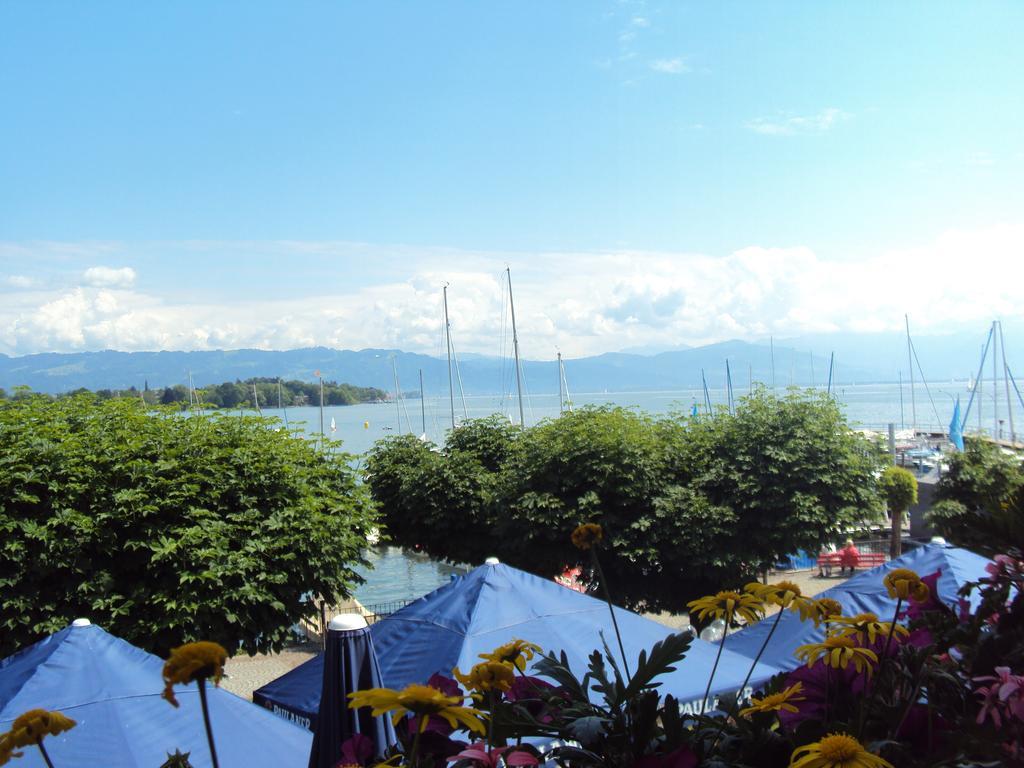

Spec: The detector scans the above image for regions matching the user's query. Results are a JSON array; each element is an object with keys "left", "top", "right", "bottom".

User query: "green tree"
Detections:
[
  {"left": 928, "top": 439, "right": 1024, "bottom": 554},
  {"left": 0, "top": 393, "right": 378, "bottom": 657},
  {"left": 878, "top": 465, "right": 918, "bottom": 557},
  {"left": 366, "top": 390, "right": 884, "bottom": 614}
]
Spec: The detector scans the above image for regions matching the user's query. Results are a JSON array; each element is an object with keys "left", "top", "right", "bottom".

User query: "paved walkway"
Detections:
[{"left": 222, "top": 642, "right": 319, "bottom": 700}]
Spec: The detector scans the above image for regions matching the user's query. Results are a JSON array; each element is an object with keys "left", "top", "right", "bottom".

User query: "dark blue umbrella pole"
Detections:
[{"left": 308, "top": 614, "right": 397, "bottom": 768}]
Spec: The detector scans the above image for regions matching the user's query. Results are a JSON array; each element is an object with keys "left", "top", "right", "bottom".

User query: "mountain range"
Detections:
[{"left": 1, "top": 327, "right": 1012, "bottom": 396}]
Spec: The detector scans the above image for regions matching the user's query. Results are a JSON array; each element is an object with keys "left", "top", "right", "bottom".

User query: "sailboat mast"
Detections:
[
  {"left": 506, "top": 267, "right": 525, "bottom": 428},
  {"left": 906, "top": 315, "right": 917, "bottom": 436},
  {"left": 444, "top": 285, "right": 455, "bottom": 430},
  {"left": 557, "top": 351, "right": 564, "bottom": 414},
  {"left": 827, "top": 352, "right": 835, "bottom": 395},
  {"left": 419, "top": 368, "right": 426, "bottom": 435},
  {"left": 187, "top": 371, "right": 194, "bottom": 408},
  {"left": 392, "top": 357, "right": 403, "bottom": 433},
  {"left": 726, "top": 359, "right": 734, "bottom": 414},
  {"left": 999, "top": 321, "right": 1015, "bottom": 443},
  {"left": 993, "top": 320, "right": 999, "bottom": 438},
  {"left": 898, "top": 370, "right": 905, "bottom": 430},
  {"left": 253, "top": 382, "right": 262, "bottom": 415}
]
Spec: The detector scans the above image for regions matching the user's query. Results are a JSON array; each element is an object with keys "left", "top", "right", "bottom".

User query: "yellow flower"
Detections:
[
  {"left": 882, "top": 568, "right": 930, "bottom": 602},
  {"left": 740, "top": 682, "right": 805, "bottom": 717},
  {"left": 161, "top": 641, "right": 228, "bottom": 707},
  {"left": 688, "top": 591, "right": 764, "bottom": 625},
  {"left": 349, "top": 684, "right": 486, "bottom": 734},
  {"left": 794, "top": 635, "right": 879, "bottom": 677},
  {"left": 832, "top": 613, "right": 909, "bottom": 645},
  {"left": 9, "top": 709, "right": 77, "bottom": 745},
  {"left": 789, "top": 732, "right": 894, "bottom": 768},
  {"left": 454, "top": 660, "right": 516, "bottom": 693},
  {"left": 0, "top": 708, "right": 77, "bottom": 765},
  {"left": 746, "top": 581, "right": 818, "bottom": 622},
  {"left": 478, "top": 639, "right": 542, "bottom": 672},
  {"left": 815, "top": 598, "right": 843, "bottom": 623},
  {"left": 571, "top": 523, "right": 603, "bottom": 550}
]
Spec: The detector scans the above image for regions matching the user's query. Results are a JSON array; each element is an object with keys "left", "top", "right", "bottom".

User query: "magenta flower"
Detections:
[{"left": 336, "top": 733, "right": 373, "bottom": 767}]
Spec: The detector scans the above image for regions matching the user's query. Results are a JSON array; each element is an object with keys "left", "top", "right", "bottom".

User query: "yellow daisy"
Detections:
[
  {"left": 832, "top": 613, "right": 909, "bottom": 645},
  {"left": 740, "top": 682, "right": 805, "bottom": 717},
  {"left": 794, "top": 635, "right": 878, "bottom": 677},
  {"left": 349, "top": 684, "right": 486, "bottom": 734},
  {"left": 815, "top": 598, "right": 843, "bottom": 623},
  {"left": 1, "top": 708, "right": 76, "bottom": 752},
  {"left": 478, "top": 639, "right": 543, "bottom": 672},
  {"left": 790, "top": 732, "right": 894, "bottom": 768},
  {"left": 571, "top": 523, "right": 603, "bottom": 550},
  {"left": 454, "top": 660, "right": 515, "bottom": 693},
  {"left": 688, "top": 591, "right": 765, "bottom": 625},
  {"left": 746, "top": 581, "right": 818, "bottom": 621},
  {"left": 161, "top": 641, "right": 228, "bottom": 707},
  {"left": 882, "top": 568, "right": 930, "bottom": 603}
]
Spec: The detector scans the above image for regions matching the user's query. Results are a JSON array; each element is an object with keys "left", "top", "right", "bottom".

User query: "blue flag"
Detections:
[
  {"left": 692, "top": 403, "right": 699, "bottom": 418},
  {"left": 949, "top": 396, "right": 964, "bottom": 451}
]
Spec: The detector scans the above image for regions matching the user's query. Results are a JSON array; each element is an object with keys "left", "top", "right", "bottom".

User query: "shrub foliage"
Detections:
[
  {"left": 0, "top": 394, "right": 377, "bottom": 657},
  {"left": 366, "top": 388, "right": 884, "bottom": 612}
]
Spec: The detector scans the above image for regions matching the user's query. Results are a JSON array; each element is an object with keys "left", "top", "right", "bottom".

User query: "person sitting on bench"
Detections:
[{"left": 839, "top": 539, "right": 861, "bottom": 575}]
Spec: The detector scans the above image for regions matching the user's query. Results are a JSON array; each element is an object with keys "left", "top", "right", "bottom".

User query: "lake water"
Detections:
[{"left": 259, "top": 379, "right": 1005, "bottom": 459}]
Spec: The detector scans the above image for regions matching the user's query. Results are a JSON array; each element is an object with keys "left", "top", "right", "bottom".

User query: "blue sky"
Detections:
[{"left": 1, "top": 2, "right": 1023, "bottom": 357}]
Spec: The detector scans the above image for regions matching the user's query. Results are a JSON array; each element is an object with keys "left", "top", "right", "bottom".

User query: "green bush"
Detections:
[
  {"left": 366, "top": 389, "right": 884, "bottom": 612},
  {"left": 0, "top": 394, "right": 378, "bottom": 657}
]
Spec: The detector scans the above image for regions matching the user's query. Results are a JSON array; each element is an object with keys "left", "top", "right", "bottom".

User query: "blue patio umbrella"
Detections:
[
  {"left": 308, "top": 614, "right": 397, "bottom": 768},
  {"left": 725, "top": 543, "right": 991, "bottom": 673},
  {"left": 256, "top": 559, "right": 781, "bottom": 721},
  {"left": 0, "top": 619, "right": 312, "bottom": 767}
]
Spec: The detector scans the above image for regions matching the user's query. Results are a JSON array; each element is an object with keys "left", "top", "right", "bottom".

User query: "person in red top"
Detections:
[{"left": 839, "top": 538, "right": 861, "bottom": 575}]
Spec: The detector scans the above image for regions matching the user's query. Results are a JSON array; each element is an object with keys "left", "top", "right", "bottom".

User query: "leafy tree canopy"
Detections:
[
  {"left": 365, "top": 389, "right": 884, "bottom": 613},
  {"left": 0, "top": 394, "right": 378, "bottom": 657},
  {"left": 929, "top": 438, "right": 1024, "bottom": 554},
  {"left": 879, "top": 465, "right": 918, "bottom": 512}
]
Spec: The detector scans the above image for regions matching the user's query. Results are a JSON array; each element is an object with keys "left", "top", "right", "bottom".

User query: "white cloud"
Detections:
[
  {"left": 4, "top": 275, "right": 36, "bottom": 289},
  {"left": 650, "top": 57, "right": 689, "bottom": 74},
  {"left": 1, "top": 225, "right": 1023, "bottom": 358},
  {"left": 630, "top": 16, "right": 650, "bottom": 28},
  {"left": 747, "top": 108, "right": 850, "bottom": 136},
  {"left": 82, "top": 266, "right": 136, "bottom": 288}
]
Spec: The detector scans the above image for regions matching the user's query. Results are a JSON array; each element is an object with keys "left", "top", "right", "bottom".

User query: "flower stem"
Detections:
[
  {"left": 591, "top": 548, "right": 632, "bottom": 680},
  {"left": 487, "top": 691, "right": 495, "bottom": 750},
  {"left": 735, "top": 608, "right": 783, "bottom": 706},
  {"left": 880, "top": 597, "right": 903, "bottom": 664},
  {"left": 699, "top": 610, "right": 729, "bottom": 717},
  {"left": 709, "top": 607, "right": 783, "bottom": 752},
  {"left": 197, "top": 677, "right": 220, "bottom": 768},
  {"left": 408, "top": 726, "right": 422, "bottom": 766},
  {"left": 36, "top": 741, "right": 55, "bottom": 768}
]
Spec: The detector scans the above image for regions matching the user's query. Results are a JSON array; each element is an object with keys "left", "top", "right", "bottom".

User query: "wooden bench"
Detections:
[{"left": 817, "top": 551, "right": 887, "bottom": 577}]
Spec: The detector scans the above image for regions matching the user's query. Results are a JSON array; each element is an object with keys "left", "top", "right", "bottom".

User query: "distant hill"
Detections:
[{"left": 0, "top": 341, "right": 892, "bottom": 396}]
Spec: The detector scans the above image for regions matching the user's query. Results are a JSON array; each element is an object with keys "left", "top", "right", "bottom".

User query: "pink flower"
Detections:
[
  {"left": 974, "top": 667, "right": 1024, "bottom": 727},
  {"left": 447, "top": 743, "right": 539, "bottom": 767}
]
